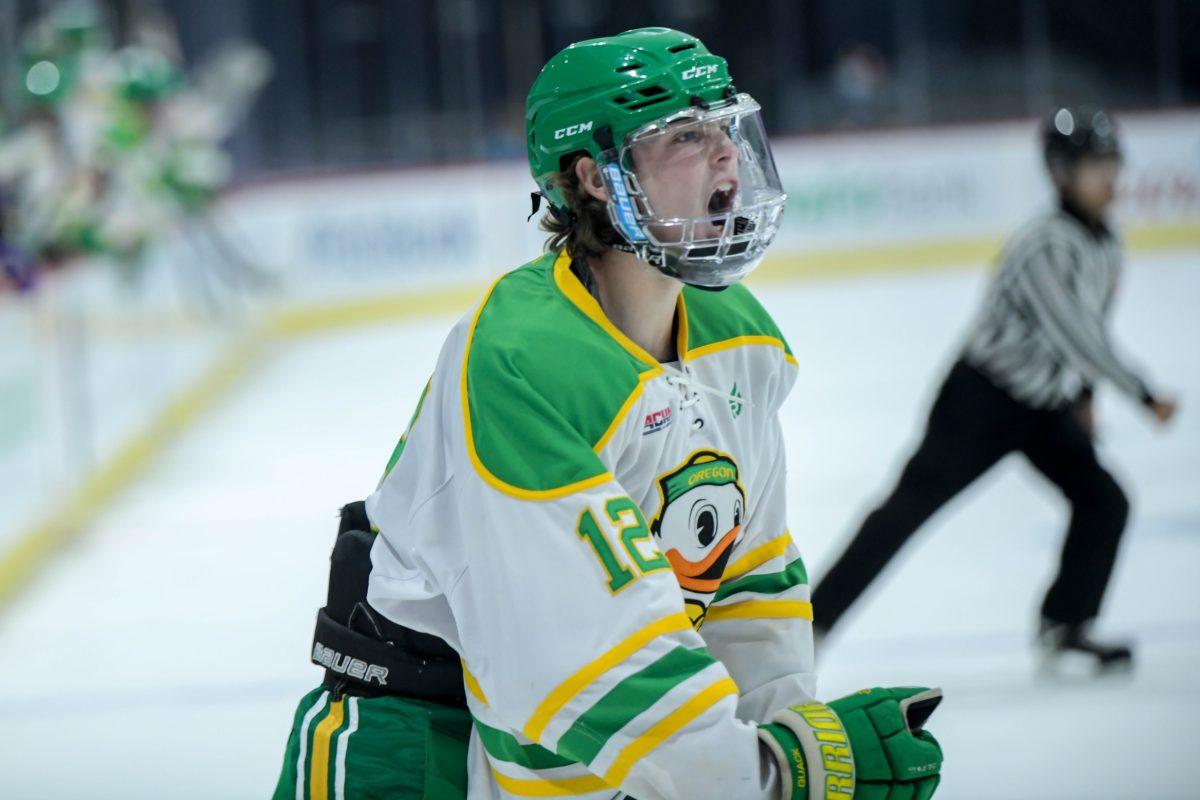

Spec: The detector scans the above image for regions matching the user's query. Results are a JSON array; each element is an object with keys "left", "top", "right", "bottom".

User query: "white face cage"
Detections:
[{"left": 599, "top": 93, "right": 787, "bottom": 288}]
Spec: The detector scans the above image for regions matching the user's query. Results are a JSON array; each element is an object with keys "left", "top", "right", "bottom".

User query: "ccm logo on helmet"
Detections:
[
  {"left": 554, "top": 121, "right": 593, "bottom": 139},
  {"left": 681, "top": 64, "right": 718, "bottom": 80}
]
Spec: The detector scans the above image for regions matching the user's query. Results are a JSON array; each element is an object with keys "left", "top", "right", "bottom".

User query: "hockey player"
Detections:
[
  {"left": 811, "top": 107, "right": 1178, "bottom": 671},
  {"left": 273, "top": 28, "right": 943, "bottom": 799}
]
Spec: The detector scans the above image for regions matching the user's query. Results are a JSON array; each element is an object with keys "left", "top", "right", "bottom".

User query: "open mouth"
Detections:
[{"left": 707, "top": 180, "right": 738, "bottom": 220}]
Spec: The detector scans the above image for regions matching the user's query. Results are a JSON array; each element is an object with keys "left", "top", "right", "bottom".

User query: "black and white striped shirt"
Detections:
[{"left": 962, "top": 203, "right": 1153, "bottom": 410}]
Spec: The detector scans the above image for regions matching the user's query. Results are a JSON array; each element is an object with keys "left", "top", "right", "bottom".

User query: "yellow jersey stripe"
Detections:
[
  {"left": 705, "top": 600, "right": 814, "bottom": 623},
  {"left": 675, "top": 291, "right": 690, "bottom": 361},
  {"left": 722, "top": 533, "right": 792, "bottom": 581},
  {"left": 603, "top": 677, "right": 739, "bottom": 786},
  {"left": 523, "top": 612, "right": 693, "bottom": 742},
  {"left": 309, "top": 697, "right": 345, "bottom": 800},
  {"left": 686, "top": 335, "right": 798, "bottom": 366},
  {"left": 463, "top": 660, "right": 489, "bottom": 706},
  {"left": 491, "top": 769, "right": 612, "bottom": 797},
  {"left": 294, "top": 691, "right": 329, "bottom": 799},
  {"left": 552, "top": 250, "right": 661, "bottom": 370}
]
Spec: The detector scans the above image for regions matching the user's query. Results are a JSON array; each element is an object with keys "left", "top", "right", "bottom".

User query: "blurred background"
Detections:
[
  {"left": 0, "top": 1, "right": 1197, "bottom": 798},
  {"left": 4, "top": 0, "right": 1198, "bottom": 172}
]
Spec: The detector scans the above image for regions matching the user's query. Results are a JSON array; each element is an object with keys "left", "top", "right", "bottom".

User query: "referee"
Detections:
[{"left": 812, "top": 107, "right": 1178, "bottom": 669}]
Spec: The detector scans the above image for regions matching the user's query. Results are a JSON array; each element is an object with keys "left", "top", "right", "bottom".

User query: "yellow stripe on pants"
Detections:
[{"left": 309, "top": 698, "right": 345, "bottom": 800}]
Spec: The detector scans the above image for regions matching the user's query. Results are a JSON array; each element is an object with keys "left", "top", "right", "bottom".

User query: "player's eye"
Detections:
[
  {"left": 733, "top": 498, "right": 742, "bottom": 528},
  {"left": 693, "top": 503, "right": 717, "bottom": 547}
]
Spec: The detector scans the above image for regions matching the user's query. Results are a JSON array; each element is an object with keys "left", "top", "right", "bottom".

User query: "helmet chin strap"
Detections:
[
  {"left": 582, "top": 236, "right": 729, "bottom": 293},
  {"left": 587, "top": 125, "right": 681, "bottom": 278},
  {"left": 526, "top": 191, "right": 543, "bottom": 222},
  {"left": 528, "top": 190, "right": 577, "bottom": 225}
]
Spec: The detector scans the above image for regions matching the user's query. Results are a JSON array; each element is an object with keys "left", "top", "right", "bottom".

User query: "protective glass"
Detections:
[{"left": 600, "top": 94, "right": 787, "bottom": 287}]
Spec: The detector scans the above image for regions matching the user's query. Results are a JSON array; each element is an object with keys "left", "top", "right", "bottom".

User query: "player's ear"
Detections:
[{"left": 575, "top": 157, "right": 609, "bottom": 203}]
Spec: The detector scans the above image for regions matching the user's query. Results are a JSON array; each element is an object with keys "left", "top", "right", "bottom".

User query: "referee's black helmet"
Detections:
[{"left": 1042, "top": 106, "right": 1121, "bottom": 175}]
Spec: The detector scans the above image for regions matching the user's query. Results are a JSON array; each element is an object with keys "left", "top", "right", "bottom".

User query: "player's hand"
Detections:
[
  {"left": 1150, "top": 397, "right": 1177, "bottom": 425},
  {"left": 759, "top": 687, "right": 943, "bottom": 799}
]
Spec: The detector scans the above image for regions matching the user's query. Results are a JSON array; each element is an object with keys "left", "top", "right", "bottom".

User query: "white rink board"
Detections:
[
  {"left": 0, "top": 261, "right": 245, "bottom": 546},
  {"left": 0, "top": 249, "right": 1196, "bottom": 799}
]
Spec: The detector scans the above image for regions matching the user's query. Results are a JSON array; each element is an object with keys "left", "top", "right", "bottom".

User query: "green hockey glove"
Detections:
[{"left": 758, "top": 687, "right": 943, "bottom": 800}]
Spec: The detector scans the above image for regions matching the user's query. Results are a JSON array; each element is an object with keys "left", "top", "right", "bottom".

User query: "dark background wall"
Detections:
[{"left": 4, "top": 0, "right": 1198, "bottom": 177}]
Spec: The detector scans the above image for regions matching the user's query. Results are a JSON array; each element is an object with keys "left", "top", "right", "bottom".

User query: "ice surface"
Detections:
[{"left": 1, "top": 251, "right": 1196, "bottom": 798}]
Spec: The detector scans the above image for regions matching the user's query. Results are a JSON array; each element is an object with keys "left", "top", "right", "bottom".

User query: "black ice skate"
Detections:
[{"left": 1038, "top": 620, "right": 1133, "bottom": 674}]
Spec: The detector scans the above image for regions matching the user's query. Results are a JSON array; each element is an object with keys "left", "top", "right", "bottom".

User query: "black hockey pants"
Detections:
[{"left": 812, "top": 360, "right": 1129, "bottom": 632}]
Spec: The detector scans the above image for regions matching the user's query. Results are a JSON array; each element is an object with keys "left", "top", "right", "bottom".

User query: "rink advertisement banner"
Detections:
[
  {"left": 215, "top": 109, "right": 1199, "bottom": 301},
  {"left": 767, "top": 110, "right": 1200, "bottom": 251},
  {"left": 220, "top": 162, "right": 545, "bottom": 303}
]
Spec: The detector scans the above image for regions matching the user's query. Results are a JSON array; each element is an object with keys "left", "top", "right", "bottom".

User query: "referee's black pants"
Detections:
[{"left": 812, "top": 360, "right": 1129, "bottom": 632}]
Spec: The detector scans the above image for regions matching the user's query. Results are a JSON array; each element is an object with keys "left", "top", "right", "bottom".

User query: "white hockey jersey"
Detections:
[{"left": 366, "top": 249, "right": 815, "bottom": 799}]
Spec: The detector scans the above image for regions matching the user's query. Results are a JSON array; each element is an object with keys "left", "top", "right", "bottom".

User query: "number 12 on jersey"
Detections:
[{"left": 576, "top": 497, "right": 671, "bottom": 593}]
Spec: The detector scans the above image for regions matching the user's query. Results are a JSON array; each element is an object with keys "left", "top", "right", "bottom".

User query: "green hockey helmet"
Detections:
[
  {"left": 527, "top": 28, "right": 733, "bottom": 209},
  {"left": 526, "top": 28, "right": 787, "bottom": 288}
]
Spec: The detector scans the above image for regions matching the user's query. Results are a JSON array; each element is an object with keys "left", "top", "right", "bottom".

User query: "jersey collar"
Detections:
[
  {"left": 551, "top": 249, "right": 689, "bottom": 369},
  {"left": 1059, "top": 194, "right": 1113, "bottom": 240}
]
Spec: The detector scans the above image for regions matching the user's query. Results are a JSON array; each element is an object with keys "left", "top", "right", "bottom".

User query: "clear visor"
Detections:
[{"left": 601, "top": 94, "right": 787, "bottom": 287}]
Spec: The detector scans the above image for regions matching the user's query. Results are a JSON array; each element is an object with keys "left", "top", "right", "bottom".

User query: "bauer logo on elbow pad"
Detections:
[{"left": 312, "top": 641, "right": 389, "bottom": 686}]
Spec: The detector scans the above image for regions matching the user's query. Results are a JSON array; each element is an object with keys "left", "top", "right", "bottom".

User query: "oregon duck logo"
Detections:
[{"left": 650, "top": 450, "right": 746, "bottom": 627}]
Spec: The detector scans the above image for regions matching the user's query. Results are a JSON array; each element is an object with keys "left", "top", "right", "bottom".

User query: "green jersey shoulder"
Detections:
[{"left": 461, "top": 251, "right": 795, "bottom": 496}]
